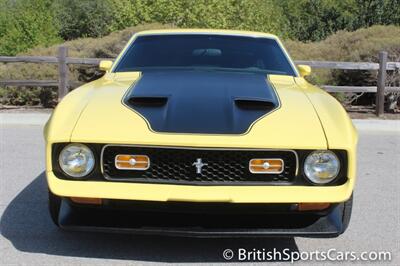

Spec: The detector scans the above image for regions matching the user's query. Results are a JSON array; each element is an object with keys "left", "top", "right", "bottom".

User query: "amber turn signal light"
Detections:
[
  {"left": 115, "top": 154, "right": 150, "bottom": 170},
  {"left": 249, "top": 158, "right": 284, "bottom": 174},
  {"left": 298, "top": 203, "right": 330, "bottom": 211},
  {"left": 70, "top": 197, "right": 102, "bottom": 205}
]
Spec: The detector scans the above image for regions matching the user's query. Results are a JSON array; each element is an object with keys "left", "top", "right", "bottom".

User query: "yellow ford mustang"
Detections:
[{"left": 44, "top": 29, "right": 357, "bottom": 237}]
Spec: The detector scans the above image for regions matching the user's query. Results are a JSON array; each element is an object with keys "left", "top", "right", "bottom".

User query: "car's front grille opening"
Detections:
[{"left": 102, "top": 146, "right": 297, "bottom": 185}]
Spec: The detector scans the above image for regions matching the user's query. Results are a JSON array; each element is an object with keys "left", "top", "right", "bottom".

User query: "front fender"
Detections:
[{"left": 295, "top": 77, "right": 358, "bottom": 184}]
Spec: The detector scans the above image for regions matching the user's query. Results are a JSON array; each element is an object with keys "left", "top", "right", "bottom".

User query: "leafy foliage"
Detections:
[
  {"left": 0, "top": 0, "right": 60, "bottom": 55},
  {"left": 53, "top": 0, "right": 115, "bottom": 40},
  {"left": 352, "top": 0, "right": 400, "bottom": 29},
  {"left": 275, "top": 0, "right": 400, "bottom": 41},
  {"left": 143, "top": 0, "right": 287, "bottom": 36},
  {"left": 0, "top": 87, "right": 57, "bottom": 107},
  {"left": 286, "top": 25, "right": 400, "bottom": 84}
]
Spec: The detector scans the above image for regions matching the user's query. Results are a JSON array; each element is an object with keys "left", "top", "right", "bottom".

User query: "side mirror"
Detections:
[
  {"left": 99, "top": 60, "right": 113, "bottom": 71},
  {"left": 297, "top": 65, "right": 312, "bottom": 77}
]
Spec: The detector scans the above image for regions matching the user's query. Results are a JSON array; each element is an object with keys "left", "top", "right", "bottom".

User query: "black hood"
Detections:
[{"left": 124, "top": 70, "right": 279, "bottom": 134}]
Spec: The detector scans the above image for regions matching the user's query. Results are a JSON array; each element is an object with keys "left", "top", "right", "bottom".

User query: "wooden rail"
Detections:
[
  {"left": 0, "top": 80, "right": 59, "bottom": 87},
  {"left": 0, "top": 55, "right": 109, "bottom": 65},
  {"left": 0, "top": 47, "right": 399, "bottom": 116},
  {"left": 322, "top": 85, "right": 400, "bottom": 93},
  {"left": 295, "top": 60, "right": 400, "bottom": 71}
]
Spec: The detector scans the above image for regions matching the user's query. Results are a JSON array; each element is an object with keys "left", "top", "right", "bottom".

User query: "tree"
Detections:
[
  {"left": 146, "top": 0, "right": 287, "bottom": 36},
  {"left": 53, "top": 0, "right": 115, "bottom": 40},
  {"left": 275, "top": 0, "right": 400, "bottom": 41},
  {"left": 0, "top": 0, "right": 60, "bottom": 55},
  {"left": 353, "top": 0, "right": 400, "bottom": 28},
  {"left": 275, "top": 0, "right": 357, "bottom": 41}
]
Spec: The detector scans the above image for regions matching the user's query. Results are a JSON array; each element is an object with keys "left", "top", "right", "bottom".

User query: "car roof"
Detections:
[{"left": 135, "top": 29, "right": 279, "bottom": 39}]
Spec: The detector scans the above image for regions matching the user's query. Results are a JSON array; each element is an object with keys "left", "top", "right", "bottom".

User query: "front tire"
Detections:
[{"left": 48, "top": 190, "right": 61, "bottom": 227}]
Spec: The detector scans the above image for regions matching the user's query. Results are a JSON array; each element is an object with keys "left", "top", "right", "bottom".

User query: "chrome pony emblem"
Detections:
[{"left": 192, "top": 158, "right": 208, "bottom": 174}]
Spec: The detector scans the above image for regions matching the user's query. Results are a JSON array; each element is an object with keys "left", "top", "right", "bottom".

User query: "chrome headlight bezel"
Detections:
[
  {"left": 58, "top": 143, "right": 95, "bottom": 178},
  {"left": 303, "top": 150, "right": 341, "bottom": 184}
]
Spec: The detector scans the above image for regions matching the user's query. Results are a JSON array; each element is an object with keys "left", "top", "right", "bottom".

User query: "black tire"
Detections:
[
  {"left": 341, "top": 194, "right": 353, "bottom": 233},
  {"left": 48, "top": 190, "right": 61, "bottom": 227}
]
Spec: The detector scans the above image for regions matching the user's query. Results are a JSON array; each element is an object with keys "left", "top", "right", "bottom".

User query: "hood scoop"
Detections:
[
  {"left": 128, "top": 96, "right": 168, "bottom": 107},
  {"left": 234, "top": 97, "right": 276, "bottom": 110},
  {"left": 124, "top": 70, "right": 279, "bottom": 134}
]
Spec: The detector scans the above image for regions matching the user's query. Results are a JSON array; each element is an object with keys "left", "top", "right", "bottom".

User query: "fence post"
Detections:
[
  {"left": 57, "top": 46, "right": 68, "bottom": 100},
  {"left": 376, "top": 51, "right": 387, "bottom": 116}
]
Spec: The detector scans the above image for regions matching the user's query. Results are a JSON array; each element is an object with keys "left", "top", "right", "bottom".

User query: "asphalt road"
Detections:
[{"left": 0, "top": 122, "right": 399, "bottom": 265}]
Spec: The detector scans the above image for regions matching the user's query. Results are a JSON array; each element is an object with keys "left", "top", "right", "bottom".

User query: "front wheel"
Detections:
[{"left": 48, "top": 190, "right": 61, "bottom": 227}]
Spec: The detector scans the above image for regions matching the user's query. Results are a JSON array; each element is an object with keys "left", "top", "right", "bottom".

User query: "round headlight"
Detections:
[
  {"left": 304, "top": 150, "right": 340, "bottom": 184},
  {"left": 58, "top": 144, "right": 95, "bottom": 178}
]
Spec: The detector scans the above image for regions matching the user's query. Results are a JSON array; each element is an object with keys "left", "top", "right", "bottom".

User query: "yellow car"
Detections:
[{"left": 44, "top": 29, "right": 357, "bottom": 237}]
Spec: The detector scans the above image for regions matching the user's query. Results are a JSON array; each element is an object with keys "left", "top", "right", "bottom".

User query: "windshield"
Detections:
[{"left": 114, "top": 34, "right": 296, "bottom": 76}]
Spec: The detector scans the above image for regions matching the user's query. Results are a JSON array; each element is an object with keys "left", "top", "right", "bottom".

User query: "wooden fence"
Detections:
[{"left": 1, "top": 46, "right": 399, "bottom": 116}]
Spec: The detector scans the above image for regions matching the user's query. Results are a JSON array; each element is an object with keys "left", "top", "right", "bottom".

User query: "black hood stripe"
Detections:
[{"left": 124, "top": 70, "right": 279, "bottom": 134}]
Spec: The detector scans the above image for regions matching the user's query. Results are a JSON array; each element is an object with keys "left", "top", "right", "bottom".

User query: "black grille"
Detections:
[{"left": 102, "top": 146, "right": 297, "bottom": 185}]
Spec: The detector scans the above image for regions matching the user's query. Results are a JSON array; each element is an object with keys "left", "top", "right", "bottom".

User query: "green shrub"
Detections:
[
  {"left": 0, "top": 87, "right": 57, "bottom": 107},
  {"left": 0, "top": 0, "right": 60, "bottom": 56},
  {"left": 54, "top": 0, "right": 288, "bottom": 39},
  {"left": 53, "top": 0, "right": 115, "bottom": 40},
  {"left": 285, "top": 25, "right": 400, "bottom": 85},
  {"left": 144, "top": 0, "right": 288, "bottom": 37},
  {"left": 274, "top": 0, "right": 400, "bottom": 42}
]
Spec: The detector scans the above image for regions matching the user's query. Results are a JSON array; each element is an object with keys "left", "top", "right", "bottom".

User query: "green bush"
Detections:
[
  {"left": 53, "top": 0, "right": 115, "bottom": 40},
  {"left": 0, "top": 0, "right": 60, "bottom": 56},
  {"left": 144, "top": 0, "right": 287, "bottom": 37},
  {"left": 0, "top": 87, "right": 57, "bottom": 107},
  {"left": 55, "top": 0, "right": 289, "bottom": 38},
  {"left": 275, "top": 0, "right": 356, "bottom": 42},
  {"left": 286, "top": 25, "right": 400, "bottom": 85},
  {"left": 274, "top": 0, "right": 400, "bottom": 42}
]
